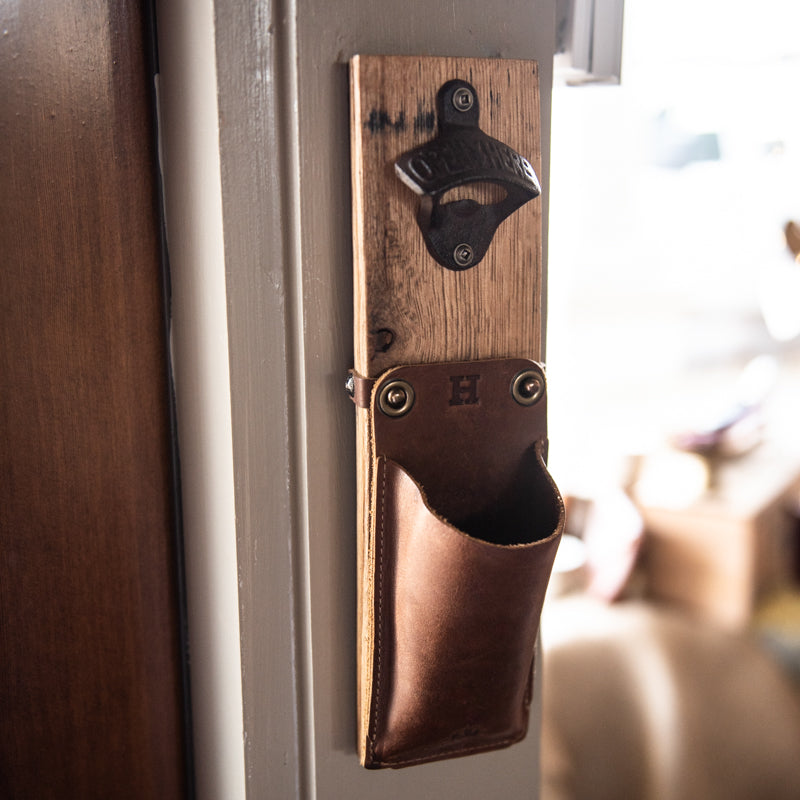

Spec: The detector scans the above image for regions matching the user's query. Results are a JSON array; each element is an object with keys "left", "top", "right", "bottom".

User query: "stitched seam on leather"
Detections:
[
  {"left": 373, "top": 734, "right": 523, "bottom": 768},
  {"left": 361, "top": 388, "right": 379, "bottom": 761},
  {"left": 368, "top": 457, "right": 387, "bottom": 762}
]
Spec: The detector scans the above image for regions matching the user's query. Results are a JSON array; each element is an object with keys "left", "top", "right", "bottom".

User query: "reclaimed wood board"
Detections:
[
  {"left": 350, "top": 54, "right": 543, "bottom": 379},
  {"left": 350, "top": 54, "right": 544, "bottom": 759}
]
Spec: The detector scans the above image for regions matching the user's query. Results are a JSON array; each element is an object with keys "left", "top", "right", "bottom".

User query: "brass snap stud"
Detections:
[
  {"left": 511, "top": 369, "right": 544, "bottom": 406},
  {"left": 378, "top": 379, "right": 415, "bottom": 417}
]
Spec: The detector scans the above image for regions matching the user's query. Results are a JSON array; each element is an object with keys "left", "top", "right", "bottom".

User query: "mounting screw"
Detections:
[
  {"left": 453, "top": 243, "right": 474, "bottom": 267},
  {"left": 452, "top": 86, "right": 474, "bottom": 112},
  {"left": 511, "top": 369, "right": 545, "bottom": 406},
  {"left": 378, "top": 379, "right": 415, "bottom": 417}
]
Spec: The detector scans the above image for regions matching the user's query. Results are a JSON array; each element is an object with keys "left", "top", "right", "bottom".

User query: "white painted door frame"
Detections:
[{"left": 156, "top": 1, "right": 557, "bottom": 797}]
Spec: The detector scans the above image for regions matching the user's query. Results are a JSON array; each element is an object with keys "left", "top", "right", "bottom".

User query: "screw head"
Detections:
[
  {"left": 453, "top": 243, "right": 474, "bottom": 268},
  {"left": 452, "top": 86, "right": 474, "bottom": 112},
  {"left": 378, "top": 379, "right": 415, "bottom": 417},
  {"left": 511, "top": 369, "right": 545, "bottom": 406}
]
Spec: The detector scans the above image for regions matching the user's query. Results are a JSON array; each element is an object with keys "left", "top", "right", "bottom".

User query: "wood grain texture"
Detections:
[
  {"left": 351, "top": 55, "right": 543, "bottom": 379},
  {"left": 0, "top": 1, "right": 187, "bottom": 797}
]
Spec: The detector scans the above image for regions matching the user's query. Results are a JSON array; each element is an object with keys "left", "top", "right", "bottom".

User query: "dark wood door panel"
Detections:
[{"left": 0, "top": 1, "right": 187, "bottom": 797}]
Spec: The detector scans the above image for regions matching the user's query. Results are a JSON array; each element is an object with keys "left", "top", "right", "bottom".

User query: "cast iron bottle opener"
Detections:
[{"left": 394, "top": 79, "right": 541, "bottom": 270}]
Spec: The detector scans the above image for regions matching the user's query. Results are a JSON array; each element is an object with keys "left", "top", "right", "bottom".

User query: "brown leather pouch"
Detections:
[{"left": 356, "top": 357, "right": 564, "bottom": 768}]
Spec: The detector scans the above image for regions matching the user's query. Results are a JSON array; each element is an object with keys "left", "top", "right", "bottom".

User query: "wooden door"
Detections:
[{"left": 0, "top": 2, "right": 188, "bottom": 797}]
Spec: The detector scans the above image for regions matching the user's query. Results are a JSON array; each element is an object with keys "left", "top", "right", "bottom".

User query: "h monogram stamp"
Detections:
[{"left": 449, "top": 374, "right": 481, "bottom": 406}]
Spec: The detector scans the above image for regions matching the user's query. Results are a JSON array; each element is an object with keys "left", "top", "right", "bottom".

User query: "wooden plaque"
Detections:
[
  {"left": 349, "top": 54, "right": 547, "bottom": 765},
  {"left": 350, "top": 54, "right": 543, "bottom": 377}
]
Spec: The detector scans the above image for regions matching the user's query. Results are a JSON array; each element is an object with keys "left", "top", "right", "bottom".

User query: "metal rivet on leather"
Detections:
[
  {"left": 511, "top": 369, "right": 545, "bottom": 406},
  {"left": 378, "top": 379, "right": 415, "bottom": 417}
]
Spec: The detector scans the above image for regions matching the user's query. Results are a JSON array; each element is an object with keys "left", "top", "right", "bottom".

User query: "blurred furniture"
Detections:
[
  {"left": 541, "top": 597, "right": 800, "bottom": 800},
  {"left": 638, "top": 440, "right": 800, "bottom": 628}
]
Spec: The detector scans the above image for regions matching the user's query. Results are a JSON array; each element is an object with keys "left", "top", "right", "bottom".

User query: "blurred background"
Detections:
[{"left": 541, "top": 0, "right": 800, "bottom": 797}]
